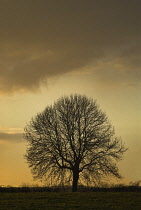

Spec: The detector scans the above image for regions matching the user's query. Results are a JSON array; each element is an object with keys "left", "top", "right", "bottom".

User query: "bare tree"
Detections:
[{"left": 24, "top": 94, "right": 127, "bottom": 192}]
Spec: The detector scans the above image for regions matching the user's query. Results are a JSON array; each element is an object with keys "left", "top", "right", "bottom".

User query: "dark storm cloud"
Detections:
[
  {"left": 0, "top": 132, "right": 23, "bottom": 143},
  {"left": 0, "top": 0, "right": 141, "bottom": 93}
]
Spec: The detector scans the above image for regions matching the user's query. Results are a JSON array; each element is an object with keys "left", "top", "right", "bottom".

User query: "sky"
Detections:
[{"left": 0, "top": 0, "right": 141, "bottom": 186}]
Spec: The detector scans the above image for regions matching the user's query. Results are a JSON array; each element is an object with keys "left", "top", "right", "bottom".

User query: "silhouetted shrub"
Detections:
[{"left": 0, "top": 183, "right": 141, "bottom": 193}]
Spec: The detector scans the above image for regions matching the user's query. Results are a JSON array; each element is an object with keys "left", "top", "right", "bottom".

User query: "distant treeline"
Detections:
[{"left": 0, "top": 184, "right": 141, "bottom": 193}]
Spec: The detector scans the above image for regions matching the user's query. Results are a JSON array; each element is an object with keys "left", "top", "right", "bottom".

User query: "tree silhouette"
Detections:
[{"left": 24, "top": 94, "right": 127, "bottom": 192}]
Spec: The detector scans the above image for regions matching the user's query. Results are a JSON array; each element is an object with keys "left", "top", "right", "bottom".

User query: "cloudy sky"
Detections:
[{"left": 0, "top": 0, "right": 141, "bottom": 186}]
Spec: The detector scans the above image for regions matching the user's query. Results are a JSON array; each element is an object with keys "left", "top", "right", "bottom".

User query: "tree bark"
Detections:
[{"left": 72, "top": 170, "right": 79, "bottom": 192}]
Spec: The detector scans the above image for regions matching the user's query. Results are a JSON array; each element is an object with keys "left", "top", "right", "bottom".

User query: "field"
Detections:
[{"left": 0, "top": 192, "right": 141, "bottom": 209}]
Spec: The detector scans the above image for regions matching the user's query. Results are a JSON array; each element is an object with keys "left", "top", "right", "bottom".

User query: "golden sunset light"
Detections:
[{"left": 0, "top": 0, "right": 141, "bottom": 188}]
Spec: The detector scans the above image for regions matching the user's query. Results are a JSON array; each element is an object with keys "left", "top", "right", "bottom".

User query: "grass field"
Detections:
[{"left": 0, "top": 192, "right": 141, "bottom": 209}]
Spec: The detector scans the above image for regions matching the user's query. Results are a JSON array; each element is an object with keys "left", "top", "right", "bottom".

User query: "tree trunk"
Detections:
[{"left": 72, "top": 170, "right": 79, "bottom": 192}]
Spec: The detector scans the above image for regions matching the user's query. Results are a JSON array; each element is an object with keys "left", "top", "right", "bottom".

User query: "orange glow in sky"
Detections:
[{"left": 0, "top": 0, "right": 141, "bottom": 186}]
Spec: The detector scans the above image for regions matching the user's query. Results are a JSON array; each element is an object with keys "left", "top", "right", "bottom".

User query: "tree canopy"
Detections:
[{"left": 24, "top": 94, "right": 127, "bottom": 191}]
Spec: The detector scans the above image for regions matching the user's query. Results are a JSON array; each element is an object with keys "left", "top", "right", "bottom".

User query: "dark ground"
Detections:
[{"left": 0, "top": 191, "right": 141, "bottom": 209}]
